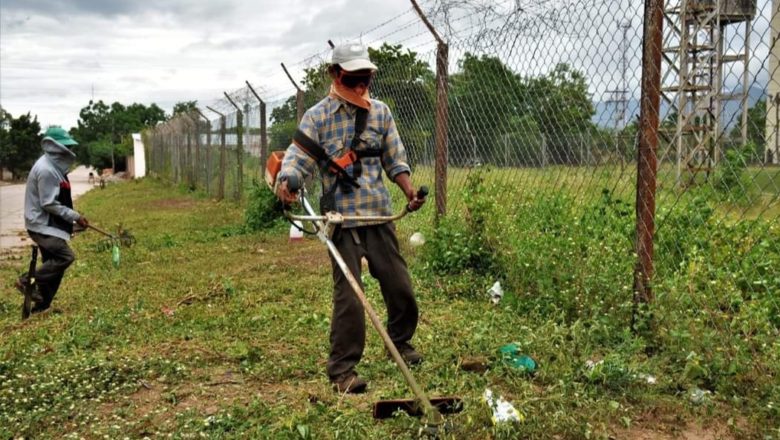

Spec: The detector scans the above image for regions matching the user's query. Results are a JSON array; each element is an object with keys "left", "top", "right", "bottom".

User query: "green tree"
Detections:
[
  {"left": 447, "top": 57, "right": 594, "bottom": 166},
  {"left": 172, "top": 101, "right": 199, "bottom": 117},
  {"left": 0, "top": 112, "right": 42, "bottom": 179},
  {"left": 730, "top": 98, "right": 766, "bottom": 160},
  {"left": 449, "top": 53, "right": 531, "bottom": 165},
  {"left": 369, "top": 43, "right": 435, "bottom": 162},
  {"left": 71, "top": 100, "right": 166, "bottom": 170},
  {"left": 269, "top": 63, "right": 330, "bottom": 151},
  {"left": 524, "top": 63, "right": 595, "bottom": 164}
]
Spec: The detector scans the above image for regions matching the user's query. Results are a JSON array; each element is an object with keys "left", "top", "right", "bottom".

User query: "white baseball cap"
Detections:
[{"left": 331, "top": 43, "right": 378, "bottom": 72}]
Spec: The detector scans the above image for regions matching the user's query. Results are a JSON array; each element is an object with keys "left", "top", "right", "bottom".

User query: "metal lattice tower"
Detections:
[{"left": 661, "top": 0, "right": 756, "bottom": 186}]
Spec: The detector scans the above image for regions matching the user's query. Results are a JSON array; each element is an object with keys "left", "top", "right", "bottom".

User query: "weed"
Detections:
[
  {"left": 714, "top": 145, "right": 751, "bottom": 202},
  {"left": 1, "top": 176, "right": 778, "bottom": 439},
  {"left": 423, "top": 168, "right": 500, "bottom": 277},
  {"left": 245, "top": 179, "right": 284, "bottom": 232}
]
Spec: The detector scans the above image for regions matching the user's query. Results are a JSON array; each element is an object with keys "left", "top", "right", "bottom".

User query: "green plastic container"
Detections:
[{"left": 499, "top": 343, "right": 537, "bottom": 374}]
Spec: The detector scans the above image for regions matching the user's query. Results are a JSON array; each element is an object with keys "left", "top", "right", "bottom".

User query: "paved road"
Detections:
[{"left": 0, "top": 166, "right": 95, "bottom": 250}]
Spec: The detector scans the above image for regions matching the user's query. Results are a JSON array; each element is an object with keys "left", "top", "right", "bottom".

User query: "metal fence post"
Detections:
[
  {"left": 633, "top": 0, "right": 663, "bottom": 332},
  {"left": 434, "top": 42, "right": 449, "bottom": 217},
  {"left": 281, "top": 63, "right": 305, "bottom": 123},
  {"left": 191, "top": 113, "right": 200, "bottom": 189},
  {"left": 207, "top": 106, "right": 227, "bottom": 201},
  {"left": 412, "top": 0, "right": 448, "bottom": 217},
  {"left": 246, "top": 80, "right": 269, "bottom": 174},
  {"left": 224, "top": 92, "right": 244, "bottom": 201},
  {"left": 186, "top": 118, "right": 193, "bottom": 187},
  {"left": 173, "top": 126, "right": 180, "bottom": 183},
  {"left": 195, "top": 109, "right": 212, "bottom": 196},
  {"left": 181, "top": 121, "right": 187, "bottom": 185},
  {"left": 260, "top": 100, "right": 268, "bottom": 167}
]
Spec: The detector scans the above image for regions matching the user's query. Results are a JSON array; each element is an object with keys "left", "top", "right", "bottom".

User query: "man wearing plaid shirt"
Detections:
[{"left": 276, "top": 43, "right": 426, "bottom": 394}]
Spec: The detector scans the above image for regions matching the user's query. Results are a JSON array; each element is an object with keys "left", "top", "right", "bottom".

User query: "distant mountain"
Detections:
[{"left": 592, "top": 85, "right": 767, "bottom": 129}]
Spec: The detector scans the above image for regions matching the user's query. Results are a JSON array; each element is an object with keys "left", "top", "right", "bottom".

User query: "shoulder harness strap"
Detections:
[{"left": 293, "top": 130, "right": 360, "bottom": 188}]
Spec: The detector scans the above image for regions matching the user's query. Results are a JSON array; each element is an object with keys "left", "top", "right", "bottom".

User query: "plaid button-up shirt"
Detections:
[{"left": 280, "top": 95, "right": 411, "bottom": 227}]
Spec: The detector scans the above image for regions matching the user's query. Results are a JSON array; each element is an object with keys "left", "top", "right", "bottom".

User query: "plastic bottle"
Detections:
[{"left": 111, "top": 243, "right": 120, "bottom": 267}]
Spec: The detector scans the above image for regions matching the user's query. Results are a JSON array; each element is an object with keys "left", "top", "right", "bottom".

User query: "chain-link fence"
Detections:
[
  {"left": 146, "top": 1, "right": 778, "bottom": 332},
  {"left": 141, "top": 0, "right": 780, "bottom": 430}
]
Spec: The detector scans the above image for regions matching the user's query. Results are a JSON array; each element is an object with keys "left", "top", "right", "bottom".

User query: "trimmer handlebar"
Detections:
[
  {"left": 284, "top": 180, "right": 428, "bottom": 224},
  {"left": 408, "top": 186, "right": 428, "bottom": 212}
]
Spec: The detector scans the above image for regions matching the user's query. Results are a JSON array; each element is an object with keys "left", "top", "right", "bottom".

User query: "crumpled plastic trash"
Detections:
[
  {"left": 636, "top": 373, "right": 657, "bottom": 385},
  {"left": 587, "top": 359, "right": 657, "bottom": 385},
  {"left": 689, "top": 387, "right": 711, "bottom": 405},
  {"left": 499, "top": 343, "right": 537, "bottom": 374},
  {"left": 488, "top": 281, "right": 503, "bottom": 305},
  {"left": 409, "top": 232, "right": 425, "bottom": 247},
  {"left": 585, "top": 359, "right": 603, "bottom": 370},
  {"left": 483, "top": 388, "right": 523, "bottom": 423}
]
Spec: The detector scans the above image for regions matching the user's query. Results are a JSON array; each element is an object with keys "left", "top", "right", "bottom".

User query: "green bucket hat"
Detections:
[{"left": 44, "top": 126, "right": 79, "bottom": 146}]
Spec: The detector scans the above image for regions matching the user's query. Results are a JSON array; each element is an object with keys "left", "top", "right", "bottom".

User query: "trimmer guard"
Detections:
[{"left": 373, "top": 396, "right": 463, "bottom": 419}]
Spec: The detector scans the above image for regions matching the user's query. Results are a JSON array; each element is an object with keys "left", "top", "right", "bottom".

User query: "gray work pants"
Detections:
[{"left": 25, "top": 231, "right": 75, "bottom": 308}]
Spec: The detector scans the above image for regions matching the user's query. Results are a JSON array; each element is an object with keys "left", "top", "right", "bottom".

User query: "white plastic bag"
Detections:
[
  {"left": 483, "top": 388, "right": 523, "bottom": 423},
  {"left": 409, "top": 232, "right": 425, "bottom": 247},
  {"left": 488, "top": 281, "right": 504, "bottom": 305}
]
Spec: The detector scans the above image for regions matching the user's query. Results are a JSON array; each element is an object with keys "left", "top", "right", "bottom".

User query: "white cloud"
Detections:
[
  {"left": 1, "top": 0, "right": 775, "bottom": 131},
  {"left": 0, "top": 0, "right": 411, "bottom": 128}
]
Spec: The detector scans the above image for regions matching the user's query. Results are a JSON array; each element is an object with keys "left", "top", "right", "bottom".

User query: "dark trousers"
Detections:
[
  {"left": 25, "top": 231, "right": 75, "bottom": 308},
  {"left": 327, "top": 222, "right": 418, "bottom": 379}
]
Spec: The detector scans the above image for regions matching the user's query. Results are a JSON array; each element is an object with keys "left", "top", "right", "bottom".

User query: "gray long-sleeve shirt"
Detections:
[{"left": 24, "top": 138, "right": 82, "bottom": 241}]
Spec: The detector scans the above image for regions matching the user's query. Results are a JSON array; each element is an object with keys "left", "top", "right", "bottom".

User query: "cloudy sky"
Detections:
[
  {"left": 0, "top": 0, "right": 416, "bottom": 129},
  {"left": 1, "top": 0, "right": 776, "bottom": 131}
]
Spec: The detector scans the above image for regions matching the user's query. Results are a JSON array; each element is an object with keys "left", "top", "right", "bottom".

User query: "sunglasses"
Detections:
[{"left": 339, "top": 70, "right": 374, "bottom": 88}]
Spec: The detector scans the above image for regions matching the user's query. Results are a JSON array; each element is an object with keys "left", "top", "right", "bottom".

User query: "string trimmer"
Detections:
[
  {"left": 87, "top": 224, "right": 135, "bottom": 267},
  {"left": 270, "top": 165, "right": 462, "bottom": 436}
]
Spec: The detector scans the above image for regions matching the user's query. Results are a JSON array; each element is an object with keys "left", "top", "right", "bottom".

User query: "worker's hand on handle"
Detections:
[
  {"left": 406, "top": 186, "right": 428, "bottom": 212},
  {"left": 275, "top": 179, "right": 299, "bottom": 206},
  {"left": 395, "top": 173, "right": 426, "bottom": 212},
  {"left": 76, "top": 216, "right": 89, "bottom": 228}
]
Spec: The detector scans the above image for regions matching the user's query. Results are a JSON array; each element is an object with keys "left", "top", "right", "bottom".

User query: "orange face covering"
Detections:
[{"left": 329, "top": 82, "right": 371, "bottom": 110}]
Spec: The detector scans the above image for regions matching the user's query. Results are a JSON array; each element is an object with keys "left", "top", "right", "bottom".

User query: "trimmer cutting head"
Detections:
[{"left": 372, "top": 396, "right": 463, "bottom": 419}]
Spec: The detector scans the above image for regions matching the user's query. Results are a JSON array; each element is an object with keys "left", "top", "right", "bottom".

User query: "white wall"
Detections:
[{"left": 132, "top": 133, "right": 147, "bottom": 178}]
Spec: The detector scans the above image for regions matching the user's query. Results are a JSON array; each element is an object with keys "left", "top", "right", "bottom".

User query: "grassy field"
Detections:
[{"left": 1, "top": 177, "right": 777, "bottom": 439}]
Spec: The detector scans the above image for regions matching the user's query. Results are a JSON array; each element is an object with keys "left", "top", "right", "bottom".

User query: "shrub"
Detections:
[
  {"left": 655, "top": 195, "right": 714, "bottom": 274},
  {"left": 713, "top": 145, "right": 750, "bottom": 201},
  {"left": 244, "top": 180, "right": 283, "bottom": 231},
  {"left": 424, "top": 168, "right": 498, "bottom": 275},
  {"left": 504, "top": 189, "right": 635, "bottom": 326}
]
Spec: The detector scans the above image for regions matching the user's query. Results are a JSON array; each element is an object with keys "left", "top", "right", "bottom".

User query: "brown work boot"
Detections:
[
  {"left": 331, "top": 371, "right": 367, "bottom": 394},
  {"left": 391, "top": 344, "right": 423, "bottom": 366},
  {"left": 15, "top": 278, "right": 43, "bottom": 303}
]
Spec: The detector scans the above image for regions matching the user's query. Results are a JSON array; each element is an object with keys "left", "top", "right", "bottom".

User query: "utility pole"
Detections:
[
  {"left": 620, "top": 21, "right": 631, "bottom": 130},
  {"left": 606, "top": 21, "right": 632, "bottom": 165}
]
